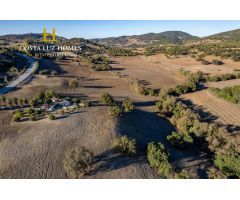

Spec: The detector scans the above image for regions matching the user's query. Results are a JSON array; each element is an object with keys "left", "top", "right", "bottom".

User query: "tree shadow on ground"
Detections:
[
  {"left": 89, "top": 109, "right": 211, "bottom": 178},
  {"left": 88, "top": 148, "right": 148, "bottom": 177},
  {"left": 118, "top": 109, "right": 213, "bottom": 178}
]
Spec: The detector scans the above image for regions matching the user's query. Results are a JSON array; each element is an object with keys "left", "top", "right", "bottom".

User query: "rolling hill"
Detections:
[
  {"left": 92, "top": 31, "right": 198, "bottom": 47},
  {"left": 205, "top": 29, "right": 240, "bottom": 41},
  {"left": 0, "top": 33, "right": 66, "bottom": 42}
]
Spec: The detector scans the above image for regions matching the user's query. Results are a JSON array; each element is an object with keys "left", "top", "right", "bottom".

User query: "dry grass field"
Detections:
[
  {"left": 0, "top": 57, "right": 213, "bottom": 178},
  {"left": 181, "top": 89, "right": 240, "bottom": 132},
  {"left": 112, "top": 55, "right": 240, "bottom": 90}
]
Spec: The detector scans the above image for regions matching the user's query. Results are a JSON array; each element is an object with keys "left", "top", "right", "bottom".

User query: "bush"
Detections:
[
  {"left": 122, "top": 99, "right": 134, "bottom": 112},
  {"left": 91, "top": 64, "right": 112, "bottom": 71},
  {"left": 207, "top": 167, "right": 226, "bottom": 179},
  {"left": 79, "top": 100, "right": 90, "bottom": 108},
  {"left": 156, "top": 94, "right": 177, "bottom": 116},
  {"left": 12, "top": 114, "right": 21, "bottom": 122},
  {"left": 167, "top": 132, "right": 193, "bottom": 149},
  {"left": 39, "top": 69, "right": 50, "bottom": 75},
  {"left": 29, "top": 113, "right": 37, "bottom": 121},
  {"left": 147, "top": 142, "right": 172, "bottom": 178},
  {"left": 115, "top": 135, "right": 136, "bottom": 155},
  {"left": 63, "top": 147, "right": 94, "bottom": 178},
  {"left": 201, "top": 59, "right": 211, "bottom": 65},
  {"left": 48, "top": 114, "right": 56, "bottom": 120},
  {"left": 212, "top": 59, "right": 224, "bottom": 65},
  {"left": 26, "top": 108, "right": 34, "bottom": 115},
  {"left": 108, "top": 106, "right": 122, "bottom": 116},
  {"left": 69, "top": 79, "right": 78, "bottom": 88},
  {"left": 100, "top": 92, "right": 114, "bottom": 105}
]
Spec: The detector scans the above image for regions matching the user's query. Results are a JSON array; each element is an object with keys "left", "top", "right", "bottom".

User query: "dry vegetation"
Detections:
[{"left": 1, "top": 36, "right": 240, "bottom": 179}]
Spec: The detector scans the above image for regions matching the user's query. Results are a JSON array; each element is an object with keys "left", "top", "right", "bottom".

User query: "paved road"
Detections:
[{"left": 0, "top": 53, "right": 38, "bottom": 95}]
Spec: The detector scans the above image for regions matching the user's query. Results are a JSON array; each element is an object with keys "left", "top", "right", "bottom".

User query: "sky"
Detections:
[{"left": 0, "top": 20, "right": 240, "bottom": 39}]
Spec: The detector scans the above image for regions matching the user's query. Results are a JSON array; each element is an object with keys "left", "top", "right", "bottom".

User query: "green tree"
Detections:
[
  {"left": 147, "top": 142, "right": 172, "bottom": 178},
  {"left": 122, "top": 99, "right": 134, "bottom": 112},
  {"left": 100, "top": 92, "right": 114, "bottom": 105},
  {"left": 63, "top": 147, "right": 94, "bottom": 178},
  {"left": 115, "top": 135, "right": 136, "bottom": 155}
]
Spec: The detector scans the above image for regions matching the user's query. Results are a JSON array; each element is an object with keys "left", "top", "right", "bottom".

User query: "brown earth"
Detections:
[
  {"left": 112, "top": 55, "right": 240, "bottom": 90},
  {"left": 0, "top": 57, "right": 212, "bottom": 179},
  {"left": 207, "top": 79, "right": 240, "bottom": 89}
]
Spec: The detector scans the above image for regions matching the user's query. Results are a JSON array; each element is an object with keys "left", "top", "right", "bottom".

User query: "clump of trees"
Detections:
[
  {"left": 147, "top": 142, "right": 172, "bottom": 178},
  {"left": 210, "top": 86, "right": 240, "bottom": 104},
  {"left": 206, "top": 73, "right": 240, "bottom": 82},
  {"left": 115, "top": 135, "right": 137, "bottom": 155},
  {"left": 155, "top": 89, "right": 240, "bottom": 178},
  {"left": 30, "top": 90, "right": 56, "bottom": 108},
  {"left": 11, "top": 108, "right": 44, "bottom": 122},
  {"left": 90, "top": 55, "right": 112, "bottom": 71},
  {"left": 108, "top": 47, "right": 138, "bottom": 57},
  {"left": 63, "top": 147, "right": 94, "bottom": 178}
]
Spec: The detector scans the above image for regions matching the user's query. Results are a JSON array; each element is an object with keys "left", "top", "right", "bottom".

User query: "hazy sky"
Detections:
[{"left": 0, "top": 20, "right": 240, "bottom": 39}]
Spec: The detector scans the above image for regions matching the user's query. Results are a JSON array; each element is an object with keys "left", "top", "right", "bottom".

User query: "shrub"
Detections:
[
  {"left": 79, "top": 100, "right": 90, "bottom": 108},
  {"left": 174, "top": 170, "right": 190, "bottom": 179},
  {"left": 26, "top": 108, "right": 34, "bottom": 115},
  {"left": 108, "top": 106, "right": 122, "bottom": 117},
  {"left": 115, "top": 135, "right": 136, "bottom": 155},
  {"left": 167, "top": 132, "right": 193, "bottom": 149},
  {"left": 91, "top": 64, "right": 112, "bottom": 71},
  {"left": 156, "top": 94, "right": 177, "bottom": 116},
  {"left": 122, "top": 99, "right": 134, "bottom": 112},
  {"left": 48, "top": 114, "right": 56, "bottom": 120},
  {"left": 69, "top": 79, "right": 78, "bottom": 88},
  {"left": 201, "top": 59, "right": 211, "bottom": 65},
  {"left": 12, "top": 114, "right": 21, "bottom": 122},
  {"left": 39, "top": 69, "right": 49, "bottom": 75},
  {"left": 63, "top": 147, "right": 94, "bottom": 178},
  {"left": 29, "top": 113, "right": 37, "bottom": 121},
  {"left": 212, "top": 59, "right": 224, "bottom": 65},
  {"left": 100, "top": 92, "right": 114, "bottom": 105},
  {"left": 147, "top": 142, "right": 172, "bottom": 178},
  {"left": 207, "top": 167, "right": 226, "bottom": 179}
]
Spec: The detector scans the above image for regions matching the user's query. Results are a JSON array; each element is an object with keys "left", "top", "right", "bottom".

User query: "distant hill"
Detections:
[
  {"left": 92, "top": 31, "right": 198, "bottom": 47},
  {"left": 205, "top": 29, "right": 240, "bottom": 41},
  {"left": 0, "top": 33, "right": 66, "bottom": 42}
]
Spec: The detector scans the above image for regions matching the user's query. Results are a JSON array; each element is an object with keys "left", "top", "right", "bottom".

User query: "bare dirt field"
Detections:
[
  {"left": 112, "top": 55, "right": 240, "bottom": 90},
  {"left": 0, "top": 57, "right": 211, "bottom": 178},
  {"left": 181, "top": 89, "right": 240, "bottom": 133},
  {"left": 208, "top": 79, "right": 240, "bottom": 88}
]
